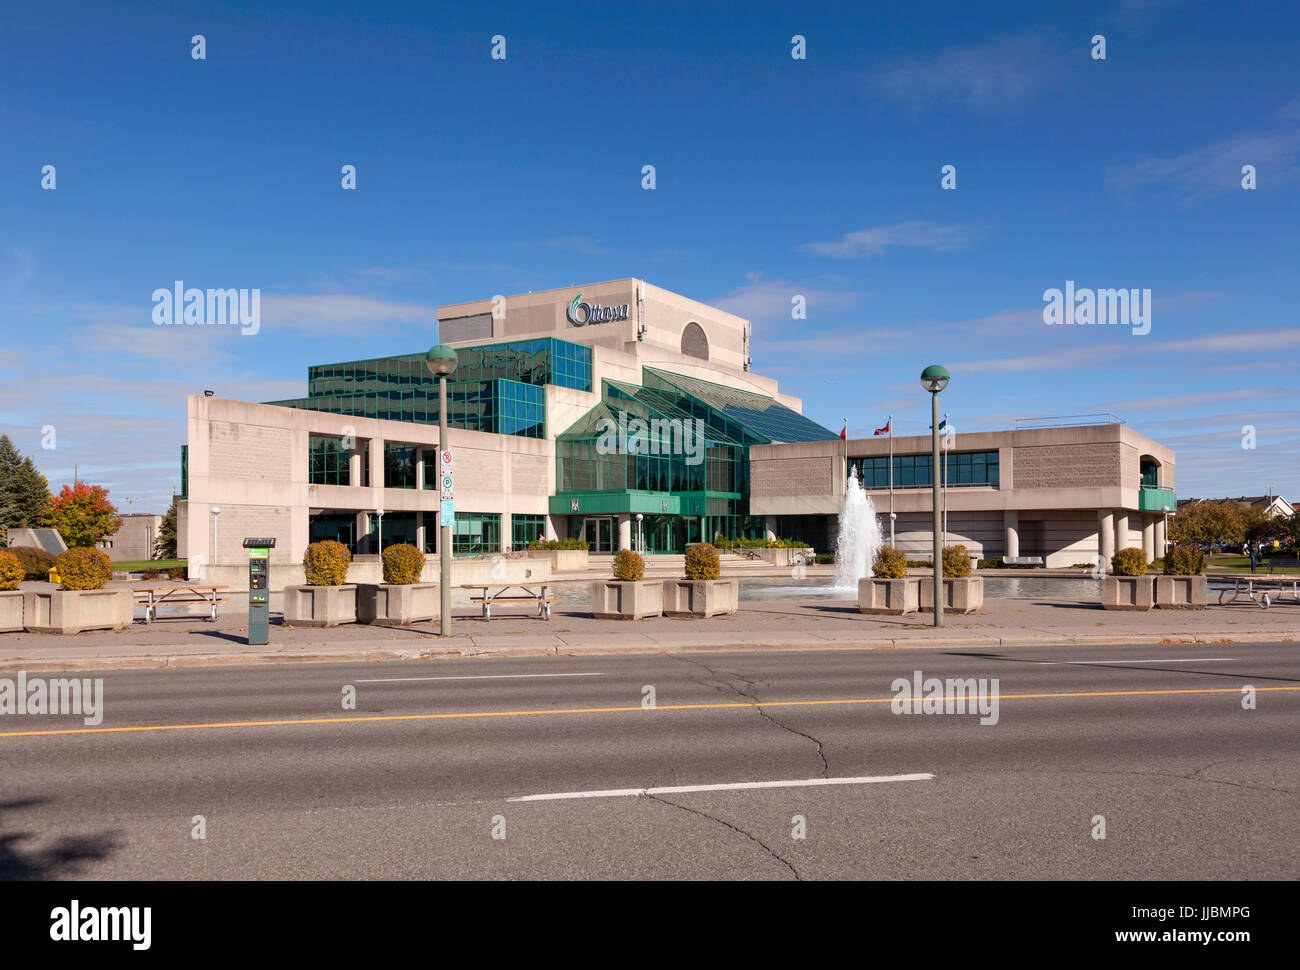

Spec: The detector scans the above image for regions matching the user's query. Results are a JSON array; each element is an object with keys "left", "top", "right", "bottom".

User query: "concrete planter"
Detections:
[
  {"left": 0, "top": 590, "right": 25, "bottom": 632},
  {"left": 22, "top": 588, "right": 133, "bottom": 634},
  {"left": 1102, "top": 575, "right": 1154, "bottom": 611},
  {"left": 537, "top": 549, "right": 589, "bottom": 571},
  {"left": 858, "top": 577, "right": 920, "bottom": 615},
  {"left": 284, "top": 584, "right": 358, "bottom": 627},
  {"left": 919, "top": 576, "right": 984, "bottom": 614},
  {"left": 591, "top": 580, "right": 663, "bottom": 621},
  {"left": 662, "top": 579, "right": 738, "bottom": 618},
  {"left": 748, "top": 548, "right": 808, "bottom": 567},
  {"left": 357, "top": 583, "right": 439, "bottom": 626},
  {"left": 1155, "top": 574, "right": 1207, "bottom": 610}
]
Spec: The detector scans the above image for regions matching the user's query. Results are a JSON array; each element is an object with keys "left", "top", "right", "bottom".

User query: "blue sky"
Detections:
[{"left": 2, "top": 0, "right": 1298, "bottom": 511}]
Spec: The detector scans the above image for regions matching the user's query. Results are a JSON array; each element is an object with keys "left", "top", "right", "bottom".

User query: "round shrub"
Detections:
[
  {"left": 55, "top": 547, "right": 112, "bottom": 590},
  {"left": 382, "top": 543, "right": 425, "bottom": 584},
  {"left": 304, "top": 540, "right": 351, "bottom": 586},
  {"left": 942, "top": 544, "right": 971, "bottom": 578},
  {"left": 1164, "top": 544, "right": 1205, "bottom": 576},
  {"left": 1111, "top": 547, "right": 1148, "bottom": 576},
  {"left": 10, "top": 546, "right": 56, "bottom": 580},
  {"left": 684, "top": 543, "right": 721, "bottom": 580},
  {"left": 612, "top": 548, "right": 645, "bottom": 582},
  {"left": 0, "top": 550, "right": 25, "bottom": 590},
  {"left": 873, "top": 546, "right": 908, "bottom": 579}
]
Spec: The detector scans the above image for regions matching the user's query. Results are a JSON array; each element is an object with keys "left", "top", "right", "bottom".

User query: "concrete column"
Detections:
[
  {"left": 368, "top": 438, "right": 384, "bottom": 489},
  {"left": 1114, "top": 511, "right": 1130, "bottom": 555},
  {"left": 415, "top": 449, "right": 426, "bottom": 491},
  {"left": 348, "top": 449, "right": 362, "bottom": 487},
  {"left": 1142, "top": 518, "right": 1155, "bottom": 563},
  {"left": 1154, "top": 515, "right": 1167, "bottom": 558},
  {"left": 1098, "top": 509, "right": 1115, "bottom": 570},
  {"left": 545, "top": 514, "right": 559, "bottom": 542},
  {"left": 416, "top": 511, "right": 426, "bottom": 555},
  {"left": 356, "top": 511, "right": 371, "bottom": 555},
  {"left": 1004, "top": 510, "right": 1020, "bottom": 560},
  {"left": 617, "top": 514, "right": 632, "bottom": 551}
]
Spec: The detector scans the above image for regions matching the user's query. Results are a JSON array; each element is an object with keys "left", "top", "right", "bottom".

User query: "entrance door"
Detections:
[{"left": 583, "top": 516, "right": 615, "bottom": 553}]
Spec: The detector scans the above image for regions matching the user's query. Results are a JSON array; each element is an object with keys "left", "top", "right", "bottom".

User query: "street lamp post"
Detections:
[
  {"left": 426, "top": 345, "right": 459, "bottom": 637},
  {"left": 921, "top": 365, "right": 950, "bottom": 628}
]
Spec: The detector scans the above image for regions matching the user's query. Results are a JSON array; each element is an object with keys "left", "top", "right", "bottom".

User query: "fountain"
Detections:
[{"left": 832, "top": 468, "right": 883, "bottom": 589}]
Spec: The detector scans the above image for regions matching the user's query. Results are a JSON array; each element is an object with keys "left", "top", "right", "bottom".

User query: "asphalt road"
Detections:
[{"left": 1, "top": 641, "right": 1296, "bottom": 880}]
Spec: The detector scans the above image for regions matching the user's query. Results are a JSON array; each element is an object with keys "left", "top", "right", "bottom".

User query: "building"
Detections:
[
  {"left": 96, "top": 513, "right": 163, "bottom": 561},
  {"left": 177, "top": 279, "right": 1178, "bottom": 572},
  {"left": 750, "top": 423, "right": 1176, "bottom": 567}
]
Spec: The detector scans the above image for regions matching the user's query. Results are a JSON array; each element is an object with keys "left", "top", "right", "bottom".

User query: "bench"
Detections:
[
  {"left": 461, "top": 584, "right": 558, "bottom": 620},
  {"left": 134, "top": 585, "right": 229, "bottom": 623},
  {"left": 1206, "top": 573, "right": 1300, "bottom": 610},
  {"left": 1003, "top": 556, "right": 1044, "bottom": 566}
]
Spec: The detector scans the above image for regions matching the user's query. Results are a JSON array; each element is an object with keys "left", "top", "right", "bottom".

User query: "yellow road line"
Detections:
[{"left": 1, "top": 684, "right": 1296, "bottom": 739}]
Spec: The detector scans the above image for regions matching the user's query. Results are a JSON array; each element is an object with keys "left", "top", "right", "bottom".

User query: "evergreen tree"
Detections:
[
  {"left": 155, "top": 496, "right": 179, "bottom": 559},
  {"left": 0, "top": 435, "right": 53, "bottom": 542}
]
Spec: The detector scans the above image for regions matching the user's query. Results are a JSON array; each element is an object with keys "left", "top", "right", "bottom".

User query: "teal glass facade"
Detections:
[
  {"left": 554, "top": 367, "right": 838, "bottom": 549},
  {"left": 849, "top": 451, "right": 1000, "bottom": 489},
  {"left": 267, "top": 337, "right": 585, "bottom": 439}
]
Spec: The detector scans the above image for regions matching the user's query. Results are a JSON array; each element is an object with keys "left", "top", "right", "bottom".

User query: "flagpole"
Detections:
[
  {"left": 888, "top": 414, "right": 894, "bottom": 547},
  {"left": 842, "top": 417, "right": 848, "bottom": 483}
]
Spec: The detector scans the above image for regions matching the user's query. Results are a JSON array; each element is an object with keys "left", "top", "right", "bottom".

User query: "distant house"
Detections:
[{"left": 1177, "top": 495, "right": 1293, "bottom": 520}]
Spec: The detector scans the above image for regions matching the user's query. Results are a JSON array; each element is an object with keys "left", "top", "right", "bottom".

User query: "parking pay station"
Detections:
[{"left": 243, "top": 537, "right": 276, "bottom": 644}]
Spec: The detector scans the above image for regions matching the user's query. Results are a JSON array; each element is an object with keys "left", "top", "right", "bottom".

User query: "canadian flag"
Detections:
[{"left": 873, "top": 419, "right": 890, "bottom": 436}]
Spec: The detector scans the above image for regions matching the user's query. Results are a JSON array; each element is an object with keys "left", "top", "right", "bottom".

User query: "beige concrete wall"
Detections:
[
  {"left": 97, "top": 514, "right": 162, "bottom": 561},
  {"left": 181, "top": 395, "right": 554, "bottom": 569},
  {"left": 750, "top": 425, "right": 1176, "bottom": 518}
]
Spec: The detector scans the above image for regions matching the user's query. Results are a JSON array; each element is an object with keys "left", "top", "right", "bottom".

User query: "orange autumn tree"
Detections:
[{"left": 46, "top": 482, "right": 123, "bottom": 548}]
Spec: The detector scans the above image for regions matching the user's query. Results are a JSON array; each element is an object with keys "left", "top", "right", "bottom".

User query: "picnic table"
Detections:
[
  {"left": 1206, "top": 573, "right": 1300, "bottom": 610},
  {"left": 134, "top": 585, "right": 229, "bottom": 623},
  {"left": 459, "top": 583, "right": 558, "bottom": 620}
]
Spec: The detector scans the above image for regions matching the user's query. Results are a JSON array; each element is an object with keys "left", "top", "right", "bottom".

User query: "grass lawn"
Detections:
[
  {"left": 1203, "top": 554, "right": 1300, "bottom": 574},
  {"left": 112, "top": 559, "right": 186, "bottom": 571}
]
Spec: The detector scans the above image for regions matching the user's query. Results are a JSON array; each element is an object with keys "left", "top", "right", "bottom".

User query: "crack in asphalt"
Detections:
[
  {"left": 1082, "top": 765, "right": 1297, "bottom": 795},
  {"left": 665, "top": 654, "right": 831, "bottom": 778},
  {"left": 643, "top": 791, "right": 801, "bottom": 881}
]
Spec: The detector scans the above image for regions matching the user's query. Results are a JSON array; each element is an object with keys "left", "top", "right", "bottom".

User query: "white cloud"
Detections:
[
  {"left": 260, "top": 293, "right": 435, "bottom": 336},
  {"left": 1107, "top": 130, "right": 1300, "bottom": 198},
  {"left": 801, "top": 221, "right": 974, "bottom": 258},
  {"left": 869, "top": 33, "right": 1063, "bottom": 111},
  {"left": 711, "top": 272, "right": 860, "bottom": 325}
]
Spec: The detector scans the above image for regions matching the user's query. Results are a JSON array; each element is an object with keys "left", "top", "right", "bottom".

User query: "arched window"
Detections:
[
  {"left": 1140, "top": 456, "right": 1161, "bottom": 488},
  {"left": 681, "top": 322, "right": 709, "bottom": 360}
]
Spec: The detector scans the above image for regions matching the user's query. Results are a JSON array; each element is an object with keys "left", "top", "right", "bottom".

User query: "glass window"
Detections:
[
  {"left": 309, "top": 435, "right": 349, "bottom": 486},
  {"left": 454, "top": 512, "right": 501, "bottom": 556},
  {"left": 383, "top": 444, "right": 417, "bottom": 489},
  {"left": 511, "top": 514, "right": 546, "bottom": 550}
]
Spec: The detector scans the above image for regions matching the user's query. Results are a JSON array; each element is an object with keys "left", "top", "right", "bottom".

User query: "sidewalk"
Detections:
[{"left": 1, "top": 596, "right": 1295, "bottom": 671}]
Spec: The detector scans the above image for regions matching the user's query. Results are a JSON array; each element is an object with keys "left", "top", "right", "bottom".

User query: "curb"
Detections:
[{"left": 0, "top": 630, "right": 1294, "bottom": 672}]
